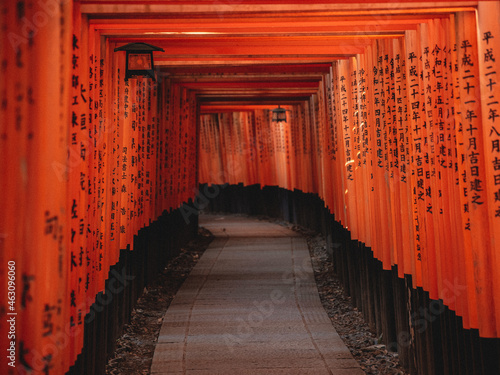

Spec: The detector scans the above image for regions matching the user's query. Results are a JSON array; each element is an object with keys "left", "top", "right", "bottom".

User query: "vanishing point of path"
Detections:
[{"left": 151, "top": 215, "right": 364, "bottom": 374}]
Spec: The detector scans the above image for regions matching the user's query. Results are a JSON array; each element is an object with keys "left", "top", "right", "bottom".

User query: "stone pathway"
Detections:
[{"left": 151, "top": 215, "right": 364, "bottom": 374}]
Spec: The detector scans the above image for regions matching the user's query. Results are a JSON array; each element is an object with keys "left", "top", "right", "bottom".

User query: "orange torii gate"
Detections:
[
  {"left": 198, "top": 5, "right": 500, "bottom": 341},
  {"left": 1, "top": 1, "right": 500, "bottom": 374}
]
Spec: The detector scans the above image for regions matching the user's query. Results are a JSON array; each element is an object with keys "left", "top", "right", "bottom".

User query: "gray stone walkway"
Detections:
[{"left": 151, "top": 214, "right": 364, "bottom": 374}]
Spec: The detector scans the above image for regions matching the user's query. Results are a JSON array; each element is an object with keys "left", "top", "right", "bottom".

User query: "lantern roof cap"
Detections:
[{"left": 114, "top": 42, "right": 164, "bottom": 52}]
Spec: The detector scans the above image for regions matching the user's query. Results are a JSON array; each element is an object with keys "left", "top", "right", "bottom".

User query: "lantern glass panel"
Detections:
[{"left": 128, "top": 53, "right": 152, "bottom": 70}]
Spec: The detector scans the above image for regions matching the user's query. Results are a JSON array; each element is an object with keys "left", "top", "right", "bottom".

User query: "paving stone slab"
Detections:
[{"left": 151, "top": 214, "right": 362, "bottom": 374}]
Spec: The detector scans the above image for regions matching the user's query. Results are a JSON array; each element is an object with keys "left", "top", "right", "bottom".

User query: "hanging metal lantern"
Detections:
[
  {"left": 114, "top": 42, "right": 165, "bottom": 81},
  {"left": 272, "top": 105, "right": 287, "bottom": 123}
]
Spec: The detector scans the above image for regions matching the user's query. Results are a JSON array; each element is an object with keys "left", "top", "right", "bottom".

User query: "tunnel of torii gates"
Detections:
[{"left": 2, "top": 0, "right": 500, "bottom": 374}]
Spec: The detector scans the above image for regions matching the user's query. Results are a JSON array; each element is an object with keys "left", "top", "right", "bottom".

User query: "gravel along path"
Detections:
[{"left": 298, "top": 226, "right": 409, "bottom": 375}]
